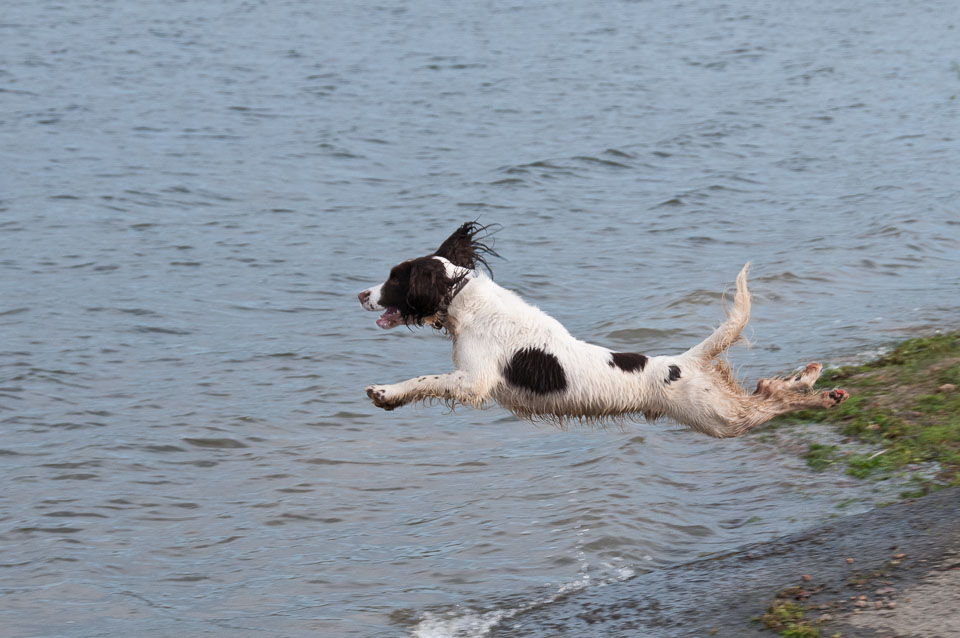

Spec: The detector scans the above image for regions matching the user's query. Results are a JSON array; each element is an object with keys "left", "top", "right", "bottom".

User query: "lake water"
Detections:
[{"left": 2, "top": 1, "right": 958, "bottom": 636}]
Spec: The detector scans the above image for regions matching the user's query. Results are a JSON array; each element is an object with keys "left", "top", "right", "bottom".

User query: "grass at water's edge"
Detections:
[
  {"left": 771, "top": 333, "right": 960, "bottom": 496},
  {"left": 751, "top": 334, "right": 959, "bottom": 637}
]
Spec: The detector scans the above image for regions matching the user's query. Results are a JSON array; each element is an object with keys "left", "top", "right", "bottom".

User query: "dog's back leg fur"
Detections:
[{"left": 678, "top": 264, "right": 849, "bottom": 438}]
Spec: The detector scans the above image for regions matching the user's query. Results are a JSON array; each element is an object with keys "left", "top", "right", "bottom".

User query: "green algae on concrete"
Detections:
[
  {"left": 774, "top": 333, "right": 960, "bottom": 492},
  {"left": 756, "top": 593, "right": 821, "bottom": 638}
]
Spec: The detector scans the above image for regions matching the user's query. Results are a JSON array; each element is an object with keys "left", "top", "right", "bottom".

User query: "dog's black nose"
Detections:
[{"left": 358, "top": 290, "right": 370, "bottom": 304}]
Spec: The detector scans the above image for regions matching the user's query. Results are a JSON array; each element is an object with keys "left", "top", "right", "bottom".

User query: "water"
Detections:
[{"left": 2, "top": 0, "right": 958, "bottom": 636}]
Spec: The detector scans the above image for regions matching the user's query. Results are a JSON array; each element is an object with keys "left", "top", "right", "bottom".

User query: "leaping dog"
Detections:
[{"left": 357, "top": 222, "right": 848, "bottom": 438}]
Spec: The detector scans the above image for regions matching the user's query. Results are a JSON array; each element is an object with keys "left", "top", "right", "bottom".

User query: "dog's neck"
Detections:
[
  {"left": 425, "top": 298, "right": 462, "bottom": 336},
  {"left": 425, "top": 265, "right": 479, "bottom": 335},
  {"left": 426, "top": 274, "right": 479, "bottom": 335}
]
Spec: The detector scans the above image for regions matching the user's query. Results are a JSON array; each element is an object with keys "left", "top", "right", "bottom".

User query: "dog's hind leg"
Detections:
[
  {"left": 754, "top": 362, "right": 822, "bottom": 396},
  {"left": 737, "top": 387, "right": 850, "bottom": 434},
  {"left": 689, "top": 263, "right": 751, "bottom": 363},
  {"left": 696, "top": 384, "right": 849, "bottom": 438}
]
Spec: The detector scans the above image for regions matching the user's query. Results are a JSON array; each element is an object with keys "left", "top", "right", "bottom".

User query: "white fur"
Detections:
[{"left": 358, "top": 284, "right": 383, "bottom": 311}]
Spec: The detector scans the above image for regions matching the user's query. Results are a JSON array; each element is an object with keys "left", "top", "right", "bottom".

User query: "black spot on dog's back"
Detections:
[
  {"left": 504, "top": 348, "right": 567, "bottom": 394},
  {"left": 666, "top": 364, "right": 681, "bottom": 383},
  {"left": 609, "top": 352, "right": 648, "bottom": 373}
]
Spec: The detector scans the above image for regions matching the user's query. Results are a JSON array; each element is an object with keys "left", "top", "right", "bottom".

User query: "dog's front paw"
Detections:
[{"left": 366, "top": 384, "right": 404, "bottom": 411}]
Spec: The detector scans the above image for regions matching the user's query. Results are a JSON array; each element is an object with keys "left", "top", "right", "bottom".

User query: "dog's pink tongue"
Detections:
[{"left": 376, "top": 307, "right": 402, "bottom": 329}]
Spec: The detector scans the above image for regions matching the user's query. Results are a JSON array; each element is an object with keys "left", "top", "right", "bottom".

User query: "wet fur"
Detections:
[{"left": 358, "top": 223, "right": 849, "bottom": 438}]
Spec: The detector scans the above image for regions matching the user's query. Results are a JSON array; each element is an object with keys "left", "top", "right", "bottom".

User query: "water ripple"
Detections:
[{"left": 2, "top": 0, "right": 959, "bottom": 637}]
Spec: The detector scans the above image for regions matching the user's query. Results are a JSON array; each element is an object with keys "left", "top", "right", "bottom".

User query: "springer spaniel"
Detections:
[{"left": 357, "top": 222, "right": 848, "bottom": 438}]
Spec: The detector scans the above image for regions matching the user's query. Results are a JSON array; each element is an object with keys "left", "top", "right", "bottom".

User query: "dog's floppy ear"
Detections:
[
  {"left": 404, "top": 258, "right": 454, "bottom": 324},
  {"left": 434, "top": 222, "right": 500, "bottom": 273}
]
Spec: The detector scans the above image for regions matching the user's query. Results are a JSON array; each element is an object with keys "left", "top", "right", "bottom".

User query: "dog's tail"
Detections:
[{"left": 688, "top": 263, "right": 751, "bottom": 362}]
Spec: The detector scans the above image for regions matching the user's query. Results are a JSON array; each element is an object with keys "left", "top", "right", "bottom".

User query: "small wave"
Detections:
[
  {"left": 412, "top": 609, "right": 511, "bottom": 638},
  {"left": 489, "top": 177, "right": 525, "bottom": 186},
  {"left": 410, "top": 567, "right": 637, "bottom": 638},
  {"left": 653, "top": 196, "right": 684, "bottom": 208},
  {"left": 181, "top": 437, "right": 248, "bottom": 449},
  {"left": 571, "top": 155, "right": 632, "bottom": 169},
  {"left": 133, "top": 325, "right": 191, "bottom": 335},
  {"left": 604, "top": 326, "right": 692, "bottom": 344},
  {"left": 666, "top": 289, "right": 724, "bottom": 308}
]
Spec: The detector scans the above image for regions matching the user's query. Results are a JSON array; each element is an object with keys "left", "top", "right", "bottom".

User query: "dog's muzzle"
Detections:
[{"left": 359, "top": 288, "right": 403, "bottom": 329}]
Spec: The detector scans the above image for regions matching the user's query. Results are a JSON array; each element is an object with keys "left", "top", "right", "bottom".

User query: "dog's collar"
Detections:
[{"left": 432, "top": 274, "right": 471, "bottom": 331}]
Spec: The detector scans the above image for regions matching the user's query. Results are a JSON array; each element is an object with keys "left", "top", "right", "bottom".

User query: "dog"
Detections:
[{"left": 357, "top": 222, "right": 849, "bottom": 438}]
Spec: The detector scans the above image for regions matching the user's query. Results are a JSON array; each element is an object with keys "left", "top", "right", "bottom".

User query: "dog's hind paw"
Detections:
[
  {"left": 825, "top": 388, "right": 849, "bottom": 405},
  {"left": 792, "top": 362, "right": 823, "bottom": 388},
  {"left": 366, "top": 384, "right": 403, "bottom": 411}
]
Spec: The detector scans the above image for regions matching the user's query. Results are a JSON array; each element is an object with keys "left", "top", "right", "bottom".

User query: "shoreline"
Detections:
[{"left": 487, "top": 486, "right": 960, "bottom": 637}]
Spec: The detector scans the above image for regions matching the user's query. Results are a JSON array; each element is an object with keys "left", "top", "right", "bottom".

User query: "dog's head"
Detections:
[{"left": 358, "top": 222, "right": 498, "bottom": 329}]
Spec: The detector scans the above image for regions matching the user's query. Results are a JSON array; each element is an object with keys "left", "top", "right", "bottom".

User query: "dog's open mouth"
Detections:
[{"left": 376, "top": 307, "right": 404, "bottom": 329}]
